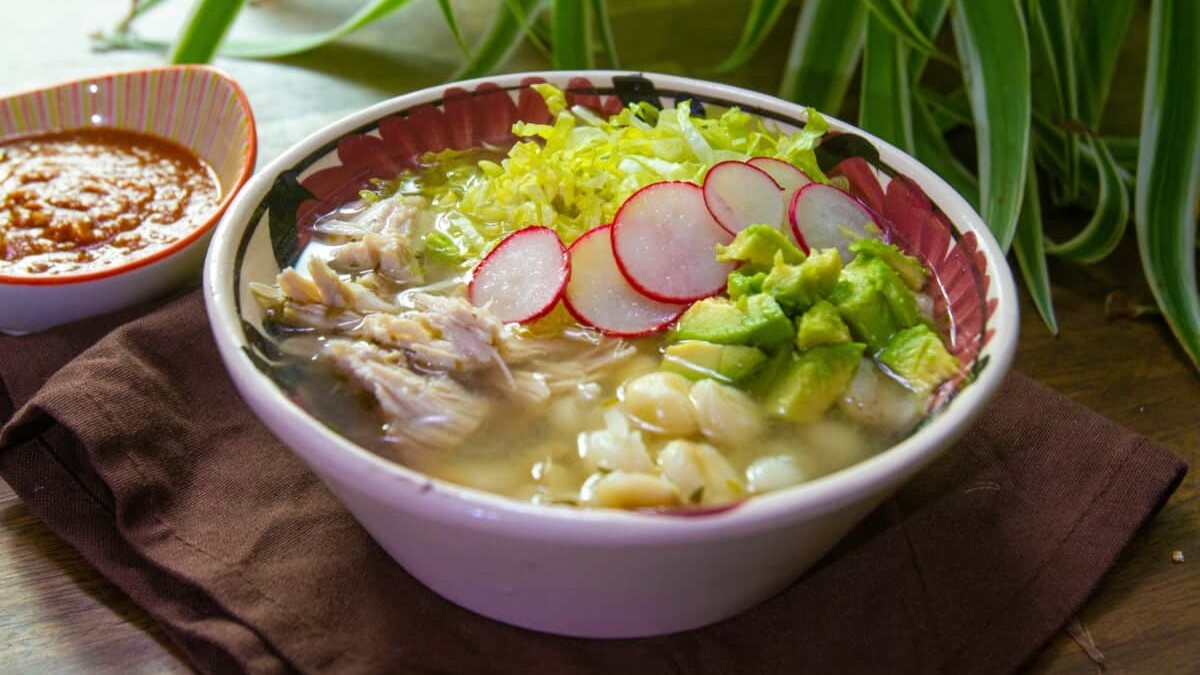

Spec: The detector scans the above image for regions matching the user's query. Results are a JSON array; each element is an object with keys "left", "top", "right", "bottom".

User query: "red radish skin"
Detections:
[
  {"left": 788, "top": 183, "right": 880, "bottom": 257},
  {"left": 611, "top": 181, "right": 735, "bottom": 303},
  {"left": 563, "top": 225, "right": 686, "bottom": 337},
  {"left": 702, "top": 160, "right": 784, "bottom": 234},
  {"left": 746, "top": 157, "right": 813, "bottom": 249},
  {"left": 468, "top": 226, "right": 569, "bottom": 324}
]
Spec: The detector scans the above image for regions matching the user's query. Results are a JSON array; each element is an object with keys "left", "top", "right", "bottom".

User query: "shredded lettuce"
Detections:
[{"left": 399, "top": 85, "right": 831, "bottom": 265}]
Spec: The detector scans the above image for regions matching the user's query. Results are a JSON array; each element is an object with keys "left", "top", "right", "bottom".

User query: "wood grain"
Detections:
[{"left": 0, "top": 1, "right": 1195, "bottom": 673}]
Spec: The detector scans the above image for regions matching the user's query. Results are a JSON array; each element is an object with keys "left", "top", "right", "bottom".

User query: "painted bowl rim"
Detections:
[
  {"left": 204, "top": 70, "right": 1019, "bottom": 541},
  {"left": 0, "top": 64, "right": 258, "bottom": 286}
]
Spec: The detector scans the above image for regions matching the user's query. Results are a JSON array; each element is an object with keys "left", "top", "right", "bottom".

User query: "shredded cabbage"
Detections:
[{"left": 396, "top": 85, "right": 830, "bottom": 265}]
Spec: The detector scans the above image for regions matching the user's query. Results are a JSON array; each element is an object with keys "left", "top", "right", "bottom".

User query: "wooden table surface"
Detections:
[{"left": 1, "top": 1, "right": 1196, "bottom": 673}]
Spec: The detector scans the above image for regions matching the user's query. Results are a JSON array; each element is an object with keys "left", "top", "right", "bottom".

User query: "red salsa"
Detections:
[{"left": 0, "top": 128, "right": 220, "bottom": 275}]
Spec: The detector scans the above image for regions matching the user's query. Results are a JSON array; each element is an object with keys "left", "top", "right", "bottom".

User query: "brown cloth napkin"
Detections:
[{"left": 0, "top": 290, "right": 1187, "bottom": 675}]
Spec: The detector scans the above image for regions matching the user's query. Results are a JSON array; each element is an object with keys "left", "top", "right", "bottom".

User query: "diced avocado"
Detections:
[
  {"left": 878, "top": 324, "right": 959, "bottom": 395},
  {"left": 672, "top": 295, "right": 793, "bottom": 348},
  {"left": 727, "top": 269, "right": 766, "bottom": 300},
  {"left": 672, "top": 298, "right": 746, "bottom": 344},
  {"left": 829, "top": 255, "right": 923, "bottom": 351},
  {"left": 738, "top": 294, "right": 795, "bottom": 347},
  {"left": 794, "top": 300, "right": 851, "bottom": 349},
  {"left": 761, "top": 247, "right": 843, "bottom": 315},
  {"left": 662, "top": 341, "right": 768, "bottom": 382},
  {"left": 849, "top": 238, "right": 928, "bottom": 291},
  {"left": 743, "top": 344, "right": 794, "bottom": 399},
  {"left": 764, "top": 342, "right": 866, "bottom": 423},
  {"left": 716, "top": 224, "right": 806, "bottom": 271}
]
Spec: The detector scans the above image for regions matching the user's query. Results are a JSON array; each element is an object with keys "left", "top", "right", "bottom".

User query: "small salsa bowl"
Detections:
[
  {"left": 205, "top": 71, "right": 1018, "bottom": 638},
  {"left": 0, "top": 65, "right": 256, "bottom": 334}
]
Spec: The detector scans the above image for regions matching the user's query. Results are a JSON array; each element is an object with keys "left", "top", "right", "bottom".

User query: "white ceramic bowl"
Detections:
[
  {"left": 0, "top": 66, "right": 256, "bottom": 335},
  {"left": 204, "top": 71, "right": 1018, "bottom": 638}
]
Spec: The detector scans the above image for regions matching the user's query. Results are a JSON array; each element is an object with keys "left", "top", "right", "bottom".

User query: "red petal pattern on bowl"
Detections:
[
  {"left": 294, "top": 77, "right": 623, "bottom": 231},
  {"left": 882, "top": 175, "right": 953, "bottom": 269},
  {"left": 565, "top": 76, "right": 624, "bottom": 116},
  {"left": 517, "top": 76, "right": 554, "bottom": 123},
  {"left": 830, "top": 156, "right": 885, "bottom": 214},
  {"left": 875, "top": 175, "right": 995, "bottom": 407}
]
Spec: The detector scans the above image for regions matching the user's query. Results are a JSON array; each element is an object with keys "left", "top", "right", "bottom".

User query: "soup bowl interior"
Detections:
[
  {"left": 0, "top": 65, "right": 256, "bottom": 334},
  {"left": 204, "top": 71, "right": 1018, "bottom": 637}
]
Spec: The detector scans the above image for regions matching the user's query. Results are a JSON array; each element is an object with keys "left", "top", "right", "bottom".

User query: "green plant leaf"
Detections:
[
  {"left": 435, "top": 0, "right": 471, "bottom": 56},
  {"left": 1013, "top": 159, "right": 1059, "bottom": 334},
  {"left": 552, "top": 0, "right": 591, "bottom": 68},
  {"left": 139, "top": 0, "right": 428, "bottom": 61},
  {"left": 905, "top": 0, "right": 952, "bottom": 83},
  {"left": 710, "top": 0, "right": 791, "bottom": 73},
  {"left": 453, "top": 0, "right": 547, "bottom": 79},
  {"left": 1073, "top": 0, "right": 1137, "bottom": 130},
  {"left": 1044, "top": 136, "right": 1130, "bottom": 263},
  {"left": 123, "top": 0, "right": 171, "bottom": 33},
  {"left": 212, "top": 0, "right": 420, "bottom": 59},
  {"left": 1136, "top": 0, "right": 1200, "bottom": 369},
  {"left": 863, "top": 0, "right": 954, "bottom": 66},
  {"left": 913, "top": 96, "right": 979, "bottom": 207},
  {"left": 779, "top": 0, "right": 867, "bottom": 112},
  {"left": 589, "top": 0, "right": 620, "bottom": 67},
  {"left": 951, "top": 0, "right": 1031, "bottom": 252},
  {"left": 860, "top": 13, "right": 914, "bottom": 153},
  {"left": 169, "top": 0, "right": 246, "bottom": 64},
  {"left": 917, "top": 86, "right": 971, "bottom": 131},
  {"left": 1032, "top": 113, "right": 1134, "bottom": 206},
  {"left": 1026, "top": 0, "right": 1080, "bottom": 203},
  {"left": 92, "top": 0, "right": 172, "bottom": 50},
  {"left": 1099, "top": 134, "right": 1139, "bottom": 174}
]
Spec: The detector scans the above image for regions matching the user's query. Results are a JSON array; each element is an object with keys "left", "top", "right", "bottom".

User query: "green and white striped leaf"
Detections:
[
  {"left": 1013, "top": 160, "right": 1059, "bottom": 333},
  {"left": 905, "top": 0, "right": 952, "bottom": 83},
  {"left": 454, "top": 0, "right": 548, "bottom": 79},
  {"left": 1136, "top": 0, "right": 1200, "bottom": 369},
  {"left": 590, "top": 0, "right": 620, "bottom": 67},
  {"left": 860, "top": 13, "right": 914, "bottom": 153},
  {"left": 1027, "top": 0, "right": 1080, "bottom": 202},
  {"left": 1073, "top": 0, "right": 1137, "bottom": 130},
  {"left": 1099, "top": 135, "right": 1139, "bottom": 174},
  {"left": 435, "top": 0, "right": 471, "bottom": 56},
  {"left": 917, "top": 86, "right": 971, "bottom": 133},
  {"left": 951, "top": 0, "right": 1031, "bottom": 252},
  {"left": 913, "top": 96, "right": 979, "bottom": 208},
  {"left": 1044, "top": 136, "right": 1129, "bottom": 263},
  {"left": 779, "top": 0, "right": 867, "bottom": 112},
  {"left": 198, "top": 0, "right": 417, "bottom": 59},
  {"left": 710, "top": 0, "right": 791, "bottom": 73},
  {"left": 1032, "top": 114, "right": 1134, "bottom": 205},
  {"left": 863, "top": 0, "right": 953, "bottom": 66},
  {"left": 552, "top": 0, "right": 591, "bottom": 68},
  {"left": 168, "top": 0, "right": 246, "bottom": 63}
]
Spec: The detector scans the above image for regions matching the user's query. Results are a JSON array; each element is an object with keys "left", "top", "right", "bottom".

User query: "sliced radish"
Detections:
[
  {"left": 788, "top": 183, "right": 879, "bottom": 257},
  {"left": 747, "top": 157, "right": 813, "bottom": 250},
  {"left": 563, "top": 225, "right": 686, "bottom": 337},
  {"left": 612, "top": 181, "right": 735, "bottom": 303},
  {"left": 468, "top": 226, "right": 568, "bottom": 323},
  {"left": 702, "top": 160, "right": 784, "bottom": 234},
  {"left": 747, "top": 157, "right": 813, "bottom": 198}
]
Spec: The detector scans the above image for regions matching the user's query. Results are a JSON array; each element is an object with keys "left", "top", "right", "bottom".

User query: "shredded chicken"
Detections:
[
  {"left": 249, "top": 282, "right": 364, "bottom": 332},
  {"left": 322, "top": 340, "right": 488, "bottom": 452},
  {"left": 351, "top": 293, "right": 505, "bottom": 373},
  {"left": 319, "top": 196, "right": 428, "bottom": 283},
  {"left": 253, "top": 192, "right": 641, "bottom": 454}
]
